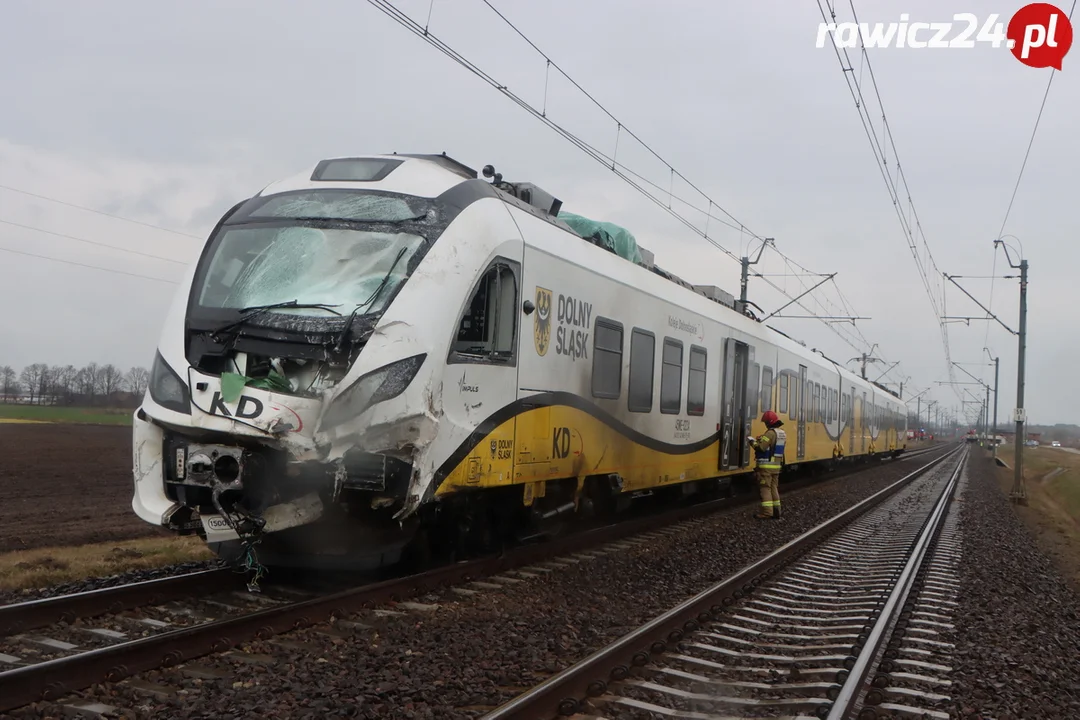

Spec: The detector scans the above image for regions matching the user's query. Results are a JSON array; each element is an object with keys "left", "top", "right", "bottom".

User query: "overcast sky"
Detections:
[{"left": 0, "top": 0, "right": 1075, "bottom": 426}]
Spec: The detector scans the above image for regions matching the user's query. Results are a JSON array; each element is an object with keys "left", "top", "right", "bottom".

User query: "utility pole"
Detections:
[
  {"left": 944, "top": 243, "right": 1027, "bottom": 503},
  {"left": 738, "top": 237, "right": 772, "bottom": 316},
  {"left": 982, "top": 348, "right": 1000, "bottom": 456},
  {"left": 993, "top": 239, "right": 1028, "bottom": 505}
]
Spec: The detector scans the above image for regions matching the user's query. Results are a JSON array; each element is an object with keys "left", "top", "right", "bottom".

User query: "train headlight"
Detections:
[
  {"left": 149, "top": 352, "right": 191, "bottom": 415},
  {"left": 321, "top": 354, "right": 427, "bottom": 429}
]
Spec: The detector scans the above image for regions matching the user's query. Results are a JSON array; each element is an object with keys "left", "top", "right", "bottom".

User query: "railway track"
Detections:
[
  {"left": 0, "top": 443, "right": 949, "bottom": 716},
  {"left": 483, "top": 444, "right": 966, "bottom": 720}
]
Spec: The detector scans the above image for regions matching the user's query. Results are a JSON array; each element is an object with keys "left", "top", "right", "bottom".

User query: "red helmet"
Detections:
[{"left": 761, "top": 410, "right": 779, "bottom": 426}]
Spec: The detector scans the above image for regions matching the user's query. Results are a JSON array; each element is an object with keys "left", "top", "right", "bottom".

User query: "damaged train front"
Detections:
[{"left": 131, "top": 187, "right": 443, "bottom": 569}]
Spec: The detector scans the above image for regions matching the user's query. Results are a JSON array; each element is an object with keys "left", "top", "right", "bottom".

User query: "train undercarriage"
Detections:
[{"left": 172, "top": 437, "right": 903, "bottom": 573}]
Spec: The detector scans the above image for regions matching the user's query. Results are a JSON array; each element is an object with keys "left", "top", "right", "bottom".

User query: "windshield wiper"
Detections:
[
  {"left": 333, "top": 247, "right": 410, "bottom": 352},
  {"left": 210, "top": 300, "right": 343, "bottom": 340}
]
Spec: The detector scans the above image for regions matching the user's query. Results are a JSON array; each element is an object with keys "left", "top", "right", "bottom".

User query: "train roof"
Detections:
[
  {"left": 257, "top": 153, "right": 478, "bottom": 200},
  {"left": 257, "top": 153, "right": 901, "bottom": 402}
]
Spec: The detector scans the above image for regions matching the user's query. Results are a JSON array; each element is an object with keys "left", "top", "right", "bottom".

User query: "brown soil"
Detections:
[{"left": 0, "top": 423, "right": 164, "bottom": 552}]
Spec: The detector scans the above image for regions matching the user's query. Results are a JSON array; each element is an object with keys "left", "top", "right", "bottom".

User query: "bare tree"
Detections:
[
  {"left": 52, "top": 365, "right": 78, "bottom": 404},
  {"left": 19, "top": 364, "right": 45, "bottom": 404},
  {"left": 36, "top": 365, "right": 52, "bottom": 405},
  {"left": 0, "top": 365, "right": 16, "bottom": 401},
  {"left": 76, "top": 364, "right": 97, "bottom": 405},
  {"left": 100, "top": 364, "right": 124, "bottom": 404},
  {"left": 125, "top": 366, "right": 151, "bottom": 398}
]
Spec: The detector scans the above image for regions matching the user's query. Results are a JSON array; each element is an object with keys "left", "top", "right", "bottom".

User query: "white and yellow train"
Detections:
[{"left": 131, "top": 153, "right": 907, "bottom": 568}]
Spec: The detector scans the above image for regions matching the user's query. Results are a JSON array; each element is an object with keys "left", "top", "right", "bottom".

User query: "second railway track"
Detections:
[{"left": 484, "top": 444, "right": 967, "bottom": 720}]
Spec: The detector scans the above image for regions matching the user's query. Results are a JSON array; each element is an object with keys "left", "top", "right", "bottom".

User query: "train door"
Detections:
[
  {"left": 719, "top": 338, "right": 750, "bottom": 471},
  {"left": 514, "top": 246, "right": 561, "bottom": 473},
  {"left": 444, "top": 253, "right": 523, "bottom": 488},
  {"left": 860, "top": 391, "right": 867, "bottom": 453},
  {"left": 797, "top": 365, "right": 807, "bottom": 460},
  {"left": 744, "top": 358, "right": 759, "bottom": 469},
  {"left": 848, "top": 385, "right": 855, "bottom": 455}
]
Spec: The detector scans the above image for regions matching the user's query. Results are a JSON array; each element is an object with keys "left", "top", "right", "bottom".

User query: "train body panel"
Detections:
[{"left": 131, "top": 153, "right": 906, "bottom": 568}]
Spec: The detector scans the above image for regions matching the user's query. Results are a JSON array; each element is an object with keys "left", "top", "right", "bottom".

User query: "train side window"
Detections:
[
  {"left": 628, "top": 329, "right": 655, "bottom": 413},
  {"left": 688, "top": 345, "right": 707, "bottom": 416},
  {"left": 660, "top": 338, "right": 683, "bottom": 414},
  {"left": 449, "top": 260, "right": 518, "bottom": 365},
  {"left": 592, "top": 318, "right": 623, "bottom": 399},
  {"left": 761, "top": 367, "right": 774, "bottom": 412},
  {"left": 779, "top": 374, "right": 789, "bottom": 414},
  {"left": 814, "top": 383, "right": 821, "bottom": 422}
]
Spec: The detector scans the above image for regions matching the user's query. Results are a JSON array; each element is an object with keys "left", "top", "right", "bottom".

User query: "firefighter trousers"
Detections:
[{"left": 756, "top": 468, "right": 780, "bottom": 518}]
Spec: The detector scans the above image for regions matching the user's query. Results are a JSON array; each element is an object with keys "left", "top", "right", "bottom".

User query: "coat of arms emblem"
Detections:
[{"left": 533, "top": 286, "right": 552, "bottom": 357}]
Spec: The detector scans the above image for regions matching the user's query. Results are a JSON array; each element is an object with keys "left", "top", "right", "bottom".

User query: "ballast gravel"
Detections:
[
  {"left": 0, "top": 560, "right": 224, "bottom": 606},
  {"left": 947, "top": 452, "right": 1080, "bottom": 720},
  {"left": 12, "top": 451, "right": 951, "bottom": 720}
]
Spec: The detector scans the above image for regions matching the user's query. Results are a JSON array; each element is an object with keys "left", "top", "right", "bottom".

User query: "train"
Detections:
[{"left": 131, "top": 152, "right": 907, "bottom": 570}]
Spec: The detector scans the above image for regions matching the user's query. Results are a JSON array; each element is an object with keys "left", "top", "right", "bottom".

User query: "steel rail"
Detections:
[
  {"left": 0, "top": 443, "right": 939, "bottom": 639},
  {"left": 0, "top": 443, "right": 951, "bottom": 714},
  {"left": 826, "top": 447, "right": 966, "bottom": 719},
  {"left": 481, "top": 445, "right": 963, "bottom": 720},
  {"left": 0, "top": 568, "right": 239, "bottom": 637}
]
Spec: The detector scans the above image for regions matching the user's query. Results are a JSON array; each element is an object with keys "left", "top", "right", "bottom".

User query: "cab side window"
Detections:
[{"left": 449, "top": 260, "right": 518, "bottom": 364}]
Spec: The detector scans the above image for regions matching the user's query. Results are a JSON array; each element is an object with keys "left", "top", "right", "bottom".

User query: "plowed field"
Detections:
[{"left": 0, "top": 423, "right": 161, "bottom": 552}]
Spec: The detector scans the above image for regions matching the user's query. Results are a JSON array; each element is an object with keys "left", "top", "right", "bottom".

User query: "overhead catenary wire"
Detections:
[
  {"left": 996, "top": 0, "right": 1075, "bottom": 241},
  {"left": 0, "top": 245, "right": 180, "bottom": 284},
  {"left": 816, "top": 0, "right": 962, "bottom": 405},
  {"left": 0, "top": 218, "right": 191, "bottom": 265},
  {"left": 984, "top": 0, "right": 1076, "bottom": 388},
  {"left": 366, "top": 0, "right": 889, "bottom": 360},
  {"left": 0, "top": 183, "right": 203, "bottom": 240}
]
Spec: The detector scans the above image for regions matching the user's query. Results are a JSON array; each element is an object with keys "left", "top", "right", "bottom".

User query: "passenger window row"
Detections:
[
  {"left": 590, "top": 317, "right": 706, "bottom": 416},
  {"left": 587, "top": 315, "right": 902, "bottom": 429}
]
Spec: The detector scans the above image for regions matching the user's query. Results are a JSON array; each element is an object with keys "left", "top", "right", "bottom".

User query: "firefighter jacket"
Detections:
[{"left": 751, "top": 427, "right": 787, "bottom": 471}]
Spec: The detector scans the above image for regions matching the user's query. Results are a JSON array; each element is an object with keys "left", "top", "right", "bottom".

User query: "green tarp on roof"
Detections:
[{"left": 558, "top": 212, "right": 645, "bottom": 266}]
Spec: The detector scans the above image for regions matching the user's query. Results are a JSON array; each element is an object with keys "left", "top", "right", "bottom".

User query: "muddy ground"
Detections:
[{"left": 0, "top": 424, "right": 161, "bottom": 552}]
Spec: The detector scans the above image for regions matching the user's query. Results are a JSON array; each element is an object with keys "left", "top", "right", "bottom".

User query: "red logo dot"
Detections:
[{"left": 1007, "top": 3, "right": 1073, "bottom": 69}]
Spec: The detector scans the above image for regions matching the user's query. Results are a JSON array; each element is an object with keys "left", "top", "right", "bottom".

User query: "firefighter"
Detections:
[{"left": 748, "top": 410, "right": 786, "bottom": 519}]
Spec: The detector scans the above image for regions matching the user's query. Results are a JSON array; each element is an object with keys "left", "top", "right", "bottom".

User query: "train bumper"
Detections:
[{"left": 131, "top": 407, "right": 417, "bottom": 540}]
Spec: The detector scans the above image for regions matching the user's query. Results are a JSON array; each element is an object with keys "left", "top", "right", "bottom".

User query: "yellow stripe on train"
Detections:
[{"left": 435, "top": 403, "right": 898, "bottom": 499}]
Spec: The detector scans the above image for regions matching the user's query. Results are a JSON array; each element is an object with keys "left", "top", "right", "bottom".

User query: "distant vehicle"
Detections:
[
  {"left": 1025, "top": 440, "right": 1039, "bottom": 448},
  {"left": 1052, "top": 441, "right": 1062, "bottom": 447}
]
